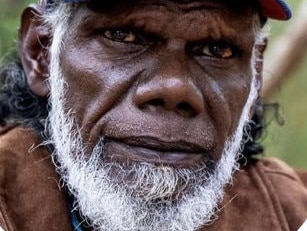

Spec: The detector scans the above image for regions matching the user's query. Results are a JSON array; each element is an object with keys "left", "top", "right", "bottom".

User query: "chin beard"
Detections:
[
  {"left": 46, "top": 67, "right": 257, "bottom": 231},
  {"left": 49, "top": 128, "right": 238, "bottom": 231}
]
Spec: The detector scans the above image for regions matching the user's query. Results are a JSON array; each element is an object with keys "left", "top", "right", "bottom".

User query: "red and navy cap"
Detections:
[
  {"left": 258, "top": 0, "right": 291, "bottom": 20},
  {"left": 39, "top": 0, "right": 292, "bottom": 21}
]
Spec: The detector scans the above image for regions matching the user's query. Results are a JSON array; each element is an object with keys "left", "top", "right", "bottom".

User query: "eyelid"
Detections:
[
  {"left": 101, "top": 27, "right": 157, "bottom": 45},
  {"left": 189, "top": 40, "right": 241, "bottom": 59}
]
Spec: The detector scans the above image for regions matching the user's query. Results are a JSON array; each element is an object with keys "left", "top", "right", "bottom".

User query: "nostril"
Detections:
[
  {"left": 147, "top": 99, "right": 165, "bottom": 107},
  {"left": 140, "top": 98, "right": 165, "bottom": 111},
  {"left": 176, "top": 102, "right": 196, "bottom": 117},
  {"left": 177, "top": 102, "right": 192, "bottom": 111}
]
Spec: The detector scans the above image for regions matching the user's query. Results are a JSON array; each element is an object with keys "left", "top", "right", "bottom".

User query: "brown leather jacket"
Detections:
[{"left": 0, "top": 126, "right": 307, "bottom": 231}]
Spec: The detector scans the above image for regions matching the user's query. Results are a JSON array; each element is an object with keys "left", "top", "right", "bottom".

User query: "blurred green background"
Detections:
[
  {"left": 262, "top": 0, "right": 307, "bottom": 170},
  {"left": 0, "top": 0, "right": 306, "bottom": 169}
]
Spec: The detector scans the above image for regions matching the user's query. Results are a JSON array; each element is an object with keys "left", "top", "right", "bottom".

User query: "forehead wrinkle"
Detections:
[
  {"left": 132, "top": 0, "right": 257, "bottom": 15},
  {"left": 74, "top": 0, "right": 258, "bottom": 49},
  {"left": 122, "top": 7, "right": 255, "bottom": 46},
  {"left": 85, "top": 0, "right": 258, "bottom": 19}
]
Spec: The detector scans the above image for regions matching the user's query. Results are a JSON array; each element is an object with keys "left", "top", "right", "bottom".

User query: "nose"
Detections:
[{"left": 134, "top": 75, "right": 205, "bottom": 118}]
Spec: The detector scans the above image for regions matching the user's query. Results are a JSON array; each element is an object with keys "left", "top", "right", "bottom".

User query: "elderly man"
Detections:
[{"left": 0, "top": 0, "right": 306, "bottom": 230}]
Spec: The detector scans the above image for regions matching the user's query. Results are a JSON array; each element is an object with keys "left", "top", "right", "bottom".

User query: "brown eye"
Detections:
[
  {"left": 202, "top": 44, "right": 234, "bottom": 59},
  {"left": 104, "top": 29, "right": 137, "bottom": 43}
]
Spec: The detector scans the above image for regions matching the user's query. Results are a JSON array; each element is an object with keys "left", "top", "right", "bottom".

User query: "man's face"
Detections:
[
  {"left": 38, "top": 0, "right": 261, "bottom": 229},
  {"left": 58, "top": 0, "right": 258, "bottom": 167}
]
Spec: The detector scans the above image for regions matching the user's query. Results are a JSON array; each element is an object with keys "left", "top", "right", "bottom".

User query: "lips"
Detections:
[{"left": 104, "top": 136, "right": 212, "bottom": 166}]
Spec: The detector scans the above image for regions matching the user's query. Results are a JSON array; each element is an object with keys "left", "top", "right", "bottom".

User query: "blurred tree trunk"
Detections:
[{"left": 261, "top": 1, "right": 307, "bottom": 100}]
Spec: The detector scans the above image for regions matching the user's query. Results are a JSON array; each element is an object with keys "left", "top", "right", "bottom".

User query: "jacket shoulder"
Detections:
[
  {"left": 0, "top": 124, "right": 72, "bottom": 231},
  {"left": 296, "top": 170, "right": 307, "bottom": 188},
  {"left": 256, "top": 158, "right": 307, "bottom": 230},
  {"left": 0, "top": 124, "right": 40, "bottom": 157},
  {"left": 260, "top": 157, "right": 307, "bottom": 182},
  {"left": 0, "top": 125, "right": 43, "bottom": 231}
]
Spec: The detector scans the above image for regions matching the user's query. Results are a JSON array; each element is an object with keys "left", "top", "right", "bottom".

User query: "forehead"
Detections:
[
  {"left": 84, "top": 0, "right": 258, "bottom": 20},
  {"left": 86, "top": 0, "right": 259, "bottom": 11},
  {"left": 69, "top": 0, "right": 259, "bottom": 46}
]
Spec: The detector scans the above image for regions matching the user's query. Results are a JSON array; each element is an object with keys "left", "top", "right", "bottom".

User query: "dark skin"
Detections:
[{"left": 19, "top": 0, "right": 262, "bottom": 168}]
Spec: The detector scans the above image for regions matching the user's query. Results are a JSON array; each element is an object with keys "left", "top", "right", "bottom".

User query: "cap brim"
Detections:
[{"left": 258, "top": 0, "right": 292, "bottom": 20}]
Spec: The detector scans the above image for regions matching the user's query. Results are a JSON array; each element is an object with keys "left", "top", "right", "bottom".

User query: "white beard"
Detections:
[{"left": 45, "top": 6, "right": 259, "bottom": 230}]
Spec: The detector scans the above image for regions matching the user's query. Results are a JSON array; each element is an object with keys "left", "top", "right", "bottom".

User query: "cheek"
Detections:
[
  {"left": 222, "top": 75, "right": 252, "bottom": 133},
  {"left": 226, "top": 78, "right": 250, "bottom": 114},
  {"left": 60, "top": 49, "right": 104, "bottom": 123},
  {"left": 201, "top": 69, "right": 252, "bottom": 140},
  {"left": 60, "top": 44, "right": 145, "bottom": 136}
]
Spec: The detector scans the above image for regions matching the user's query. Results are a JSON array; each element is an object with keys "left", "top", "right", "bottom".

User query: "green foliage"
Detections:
[
  {"left": 0, "top": 0, "right": 306, "bottom": 169},
  {"left": 263, "top": 0, "right": 307, "bottom": 169},
  {"left": 0, "top": 0, "right": 33, "bottom": 57},
  {"left": 263, "top": 63, "right": 307, "bottom": 169}
]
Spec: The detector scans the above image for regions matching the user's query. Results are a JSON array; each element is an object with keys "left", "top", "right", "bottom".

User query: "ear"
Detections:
[
  {"left": 254, "top": 37, "right": 268, "bottom": 93},
  {"left": 18, "top": 5, "right": 50, "bottom": 97}
]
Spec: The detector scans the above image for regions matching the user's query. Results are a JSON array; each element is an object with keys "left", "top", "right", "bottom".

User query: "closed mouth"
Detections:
[{"left": 104, "top": 136, "right": 212, "bottom": 166}]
